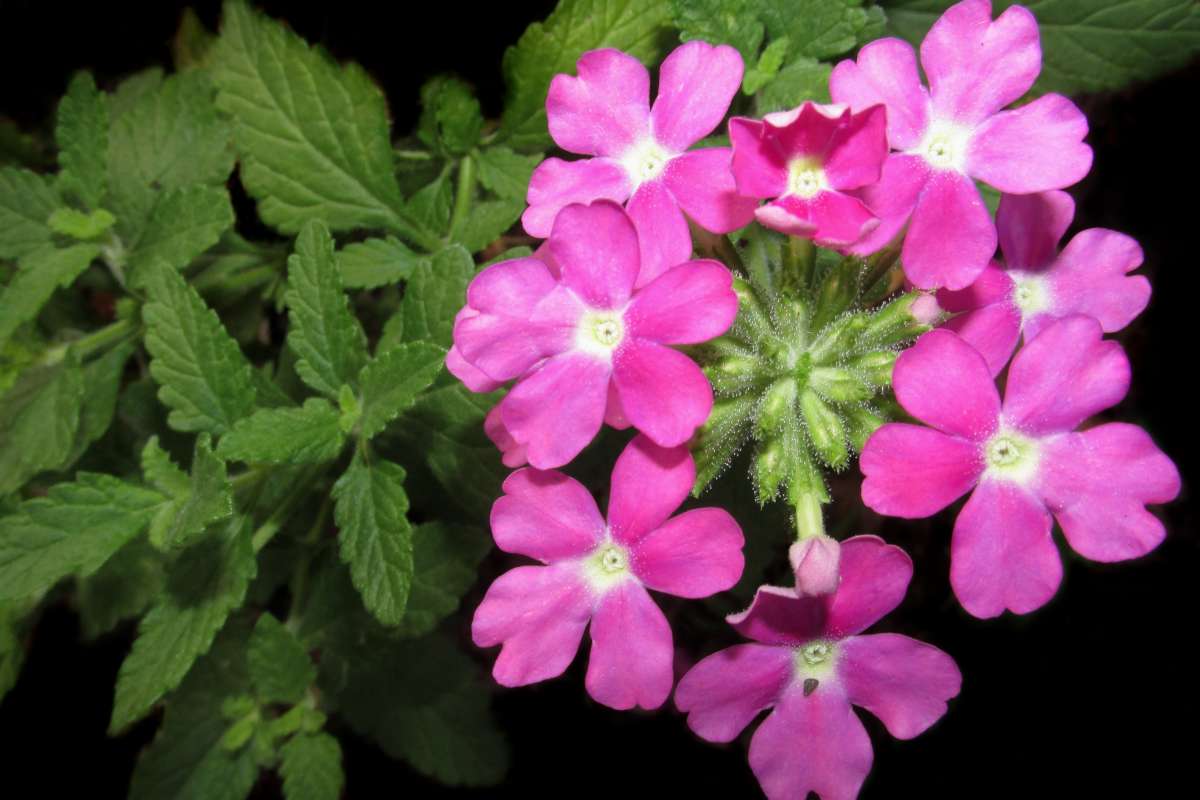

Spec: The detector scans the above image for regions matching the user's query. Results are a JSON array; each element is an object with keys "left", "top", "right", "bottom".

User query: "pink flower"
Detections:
[
  {"left": 860, "top": 320, "right": 1180, "bottom": 618},
  {"left": 936, "top": 190, "right": 1151, "bottom": 374},
  {"left": 676, "top": 536, "right": 960, "bottom": 800},
  {"left": 729, "top": 102, "right": 888, "bottom": 247},
  {"left": 790, "top": 535, "right": 842, "bottom": 597},
  {"left": 523, "top": 42, "right": 758, "bottom": 287},
  {"left": 830, "top": 0, "right": 1092, "bottom": 290},
  {"left": 452, "top": 201, "right": 738, "bottom": 469},
  {"left": 472, "top": 434, "right": 745, "bottom": 710}
]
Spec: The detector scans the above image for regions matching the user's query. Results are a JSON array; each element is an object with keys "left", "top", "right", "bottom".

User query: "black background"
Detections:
[{"left": 1, "top": 2, "right": 1196, "bottom": 798}]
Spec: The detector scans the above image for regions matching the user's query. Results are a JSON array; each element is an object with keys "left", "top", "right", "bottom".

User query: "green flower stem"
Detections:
[
  {"left": 794, "top": 491, "right": 826, "bottom": 541},
  {"left": 191, "top": 264, "right": 282, "bottom": 295},
  {"left": 783, "top": 236, "right": 815, "bottom": 292},
  {"left": 41, "top": 317, "right": 139, "bottom": 366},
  {"left": 447, "top": 154, "right": 476, "bottom": 242}
]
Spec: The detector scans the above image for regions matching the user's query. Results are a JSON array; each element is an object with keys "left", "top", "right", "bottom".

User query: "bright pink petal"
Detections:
[
  {"left": 729, "top": 116, "right": 788, "bottom": 198},
  {"left": 446, "top": 344, "right": 503, "bottom": 393},
  {"left": 830, "top": 38, "right": 930, "bottom": 150},
  {"left": 921, "top": 0, "right": 1040, "bottom": 125},
  {"left": 548, "top": 201, "right": 641, "bottom": 309},
  {"left": 607, "top": 433, "right": 694, "bottom": 545},
  {"left": 950, "top": 480, "right": 1059, "bottom": 618},
  {"left": 1037, "top": 228, "right": 1150, "bottom": 337},
  {"left": 824, "top": 103, "right": 889, "bottom": 190},
  {"left": 728, "top": 585, "right": 824, "bottom": 646},
  {"left": 902, "top": 170, "right": 996, "bottom": 290},
  {"left": 664, "top": 148, "right": 758, "bottom": 233},
  {"left": 484, "top": 404, "right": 528, "bottom": 467},
  {"left": 675, "top": 644, "right": 793, "bottom": 743},
  {"left": 937, "top": 261, "right": 1013, "bottom": 312},
  {"left": 612, "top": 339, "right": 713, "bottom": 447},
  {"left": 546, "top": 48, "right": 650, "bottom": 157},
  {"left": 749, "top": 686, "right": 873, "bottom": 800},
  {"left": 753, "top": 201, "right": 816, "bottom": 237},
  {"left": 967, "top": 93, "right": 1092, "bottom": 192},
  {"left": 824, "top": 535, "right": 913, "bottom": 637},
  {"left": 860, "top": 423, "right": 983, "bottom": 518},
  {"left": 1002, "top": 315, "right": 1129, "bottom": 436},
  {"left": 522, "top": 157, "right": 632, "bottom": 238},
  {"left": 491, "top": 468, "right": 604, "bottom": 561},
  {"left": 758, "top": 191, "right": 878, "bottom": 248},
  {"left": 1039, "top": 424, "right": 1180, "bottom": 562},
  {"left": 585, "top": 581, "right": 673, "bottom": 710},
  {"left": 625, "top": 260, "right": 737, "bottom": 345},
  {"left": 943, "top": 301, "right": 1022, "bottom": 377},
  {"left": 996, "top": 190, "right": 1075, "bottom": 271},
  {"left": 650, "top": 41, "right": 743, "bottom": 152},
  {"left": 626, "top": 179, "right": 693, "bottom": 288},
  {"left": 839, "top": 633, "right": 961, "bottom": 739},
  {"left": 632, "top": 508, "right": 744, "bottom": 598},
  {"left": 604, "top": 381, "right": 631, "bottom": 429},
  {"left": 892, "top": 329, "right": 1000, "bottom": 440},
  {"left": 472, "top": 563, "right": 593, "bottom": 686},
  {"left": 500, "top": 353, "right": 610, "bottom": 469},
  {"left": 761, "top": 102, "right": 845, "bottom": 157},
  {"left": 848, "top": 153, "right": 930, "bottom": 256}
]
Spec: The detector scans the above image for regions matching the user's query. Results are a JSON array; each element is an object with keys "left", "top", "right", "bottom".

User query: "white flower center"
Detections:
[
  {"left": 582, "top": 540, "right": 633, "bottom": 593},
  {"left": 787, "top": 157, "right": 828, "bottom": 199},
  {"left": 575, "top": 310, "right": 626, "bottom": 359},
  {"left": 983, "top": 428, "right": 1040, "bottom": 484},
  {"left": 801, "top": 642, "right": 832, "bottom": 665},
  {"left": 792, "top": 639, "right": 839, "bottom": 688},
  {"left": 914, "top": 119, "right": 972, "bottom": 172},
  {"left": 1009, "top": 272, "right": 1052, "bottom": 319},
  {"left": 620, "top": 138, "right": 672, "bottom": 186}
]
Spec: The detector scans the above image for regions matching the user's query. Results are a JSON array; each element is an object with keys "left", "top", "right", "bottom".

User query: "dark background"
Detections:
[{"left": 1, "top": 2, "right": 1196, "bottom": 798}]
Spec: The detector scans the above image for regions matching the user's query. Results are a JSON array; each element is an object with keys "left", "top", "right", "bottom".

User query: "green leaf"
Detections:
[
  {"left": 279, "top": 733, "right": 344, "bottom": 800},
  {"left": 394, "top": 245, "right": 473, "bottom": 348},
  {"left": 0, "top": 167, "right": 60, "bottom": 260},
  {"left": 337, "top": 236, "right": 426, "bottom": 289},
  {"left": 217, "top": 398, "right": 346, "bottom": 464},
  {"left": 47, "top": 207, "right": 117, "bottom": 240},
  {"left": 671, "top": 0, "right": 765, "bottom": 63},
  {"left": 127, "top": 185, "right": 235, "bottom": 285},
  {"left": 418, "top": 76, "right": 484, "bottom": 156},
  {"left": 211, "top": 1, "right": 435, "bottom": 248},
  {"left": 455, "top": 198, "right": 525, "bottom": 253},
  {"left": 0, "top": 356, "right": 86, "bottom": 495},
  {"left": 883, "top": 0, "right": 1200, "bottom": 95},
  {"left": 111, "top": 516, "right": 257, "bottom": 732},
  {"left": 0, "top": 473, "right": 164, "bottom": 601},
  {"left": 0, "top": 603, "right": 28, "bottom": 701},
  {"left": 759, "top": 0, "right": 877, "bottom": 60},
  {"left": 0, "top": 243, "right": 100, "bottom": 347},
  {"left": 332, "top": 456, "right": 414, "bottom": 626},
  {"left": 472, "top": 146, "right": 542, "bottom": 201},
  {"left": 743, "top": 35, "right": 791, "bottom": 94},
  {"left": 285, "top": 220, "right": 369, "bottom": 397},
  {"left": 358, "top": 342, "right": 446, "bottom": 439},
  {"left": 56, "top": 71, "right": 109, "bottom": 208},
  {"left": 141, "top": 435, "right": 191, "bottom": 496},
  {"left": 405, "top": 168, "right": 453, "bottom": 235},
  {"left": 247, "top": 614, "right": 315, "bottom": 704},
  {"left": 77, "top": 537, "right": 166, "bottom": 639},
  {"left": 64, "top": 341, "right": 134, "bottom": 466},
  {"left": 756, "top": 58, "right": 833, "bottom": 112},
  {"left": 151, "top": 434, "right": 233, "bottom": 550},
  {"left": 397, "top": 522, "right": 490, "bottom": 638},
  {"left": 499, "top": 0, "right": 674, "bottom": 151},
  {"left": 143, "top": 261, "right": 258, "bottom": 435}
]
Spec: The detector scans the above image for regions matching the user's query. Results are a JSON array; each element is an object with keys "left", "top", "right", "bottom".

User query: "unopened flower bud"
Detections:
[{"left": 789, "top": 535, "right": 841, "bottom": 596}]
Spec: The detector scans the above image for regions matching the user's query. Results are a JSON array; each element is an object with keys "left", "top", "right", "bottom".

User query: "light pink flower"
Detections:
[
  {"left": 676, "top": 535, "right": 960, "bottom": 800},
  {"left": 452, "top": 201, "right": 738, "bottom": 469},
  {"left": 790, "top": 535, "right": 841, "bottom": 597},
  {"left": 830, "top": 0, "right": 1092, "bottom": 290},
  {"left": 523, "top": 42, "right": 758, "bottom": 287},
  {"left": 860, "top": 320, "right": 1179, "bottom": 618},
  {"left": 936, "top": 190, "right": 1151, "bottom": 374},
  {"left": 729, "top": 102, "right": 887, "bottom": 247},
  {"left": 473, "top": 434, "right": 745, "bottom": 710}
]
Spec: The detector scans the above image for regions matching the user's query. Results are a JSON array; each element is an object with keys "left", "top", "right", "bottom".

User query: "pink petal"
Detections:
[
  {"left": 848, "top": 154, "right": 930, "bottom": 256},
  {"left": 472, "top": 563, "right": 593, "bottom": 686},
  {"left": 446, "top": 344, "right": 503, "bottom": 393},
  {"left": 547, "top": 48, "right": 650, "bottom": 157},
  {"left": 728, "top": 585, "right": 824, "bottom": 646},
  {"left": 1037, "top": 228, "right": 1150, "bottom": 337},
  {"left": 761, "top": 102, "right": 846, "bottom": 158},
  {"left": 839, "top": 633, "right": 961, "bottom": 739},
  {"left": 1039, "top": 424, "right": 1180, "bottom": 562},
  {"left": 650, "top": 41, "right": 743, "bottom": 152},
  {"left": 585, "top": 581, "right": 673, "bottom": 710},
  {"left": 500, "top": 353, "right": 610, "bottom": 469},
  {"left": 892, "top": 329, "right": 1000, "bottom": 440},
  {"left": 611, "top": 339, "right": 713, "bottom": 447},
  {"left": 625, "top": 260, "right": 737, "bottom": 345},
  {"left": 491, "top": 468, "right": 605, "bottom": 561},
  {"left": 626, "top": 179, "right": 693, "bottom": 289},
  {"left": 967, "top": 93, "right": 1092, "bottom": 192},
  {"left": 1002, "top": 315, "right": 1129, "bottom": 436},
  {"left": 548, "top": 201, "right": 641, "bottom": 309},
  {"left": 753, "top": 201, "right": 816, "bottom": 237},
  {"left": 758, "top": 191, "right": 878, "bottom": 248},
  {"left": 749, "top": 686, "right": 873, "bottom": 800},
  {"left": 604, "top": 381, "right": 631, "bottom": 429},
  {"left": 675, "top": 644, "right": 793, "bottom": 743},
  {"left": 937, "top": 261, "right": 1013, "bottom": 312},
  {"left": 860, "top": 423, "right": 983, "bottom": 518},
  {"left": 830, "top": 38, "right": 930, "bottom": 150},
  {"left": 825, "top": 534, "right": 913, "bottom": 637},
  {"left": 997, "top": 190, "right": 1075, "bottom": 271},
  {"left": 606, "top": 433, "right": 694, "bottom": 545},
  {"left": 484, "top": 404, "right": 528, "bottom": 467},
  {"left": 950, "top": 480, "right": 1059, "bottom": 618},
  {"left": 824, "top": 103, "right": 889, "bottom": 190},
  {"left": 729, "top": 117, "right": 788, "bottom": 198},
  {"left": 943, "top": 300, "right": 1022, "bottom": 377},
  {"left": 632, "top": 508, "right": 744, "bottom": 598},
  {"left": 921, "top": 0, "right": 1040, "bottom": 125},
  {"left": 664, "top": 148, "right": 758, "bottom": 233},
  {"left": 902, "top": 170, "right": 996, "bottom": 290},
  {"left": 522, "top": 157, "right": 632, "bottom": 238}
]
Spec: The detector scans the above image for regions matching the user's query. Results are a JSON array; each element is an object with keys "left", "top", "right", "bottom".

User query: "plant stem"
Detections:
[
  {"left": 783, "top": 236, "right": 816, "bottom": 292},
  {"left": 41, "top": 318, "right": 139, "bottom": 366},
  {"left": 447, "top": 154, "right": 475, "bottom": 241},
  {"left": 794, "top": 491, "right": 826, "bottom": 541}
]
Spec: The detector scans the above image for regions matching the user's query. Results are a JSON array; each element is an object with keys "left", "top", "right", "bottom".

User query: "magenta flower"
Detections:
[
  {"left": 936, "top": 190, "right": 1151, "bottom": 374},
  {"left": 729, "top": 102, "right": 888, "bottom": 247},
  {"left": 451, "top": 200, "right": 738, "bottom": 469},
  {"left": 860, "top": 320, "right": 1179, "bottom": 618},
  {"left": 830, "top": 0, "right": 1092, "bottom": 290},
  {"left": 522, "top": 42, "right": 758, "bottom": 287},
  {"left": 472, "top": 434, "right": 745, "bottom": 710},
  {"left": 676, "top": 536, "right": 960, "bottom": 800}
]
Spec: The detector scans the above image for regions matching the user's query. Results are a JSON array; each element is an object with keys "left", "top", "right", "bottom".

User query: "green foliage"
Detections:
[
  {"left": 0, "top": 243, "right": 99, "bottom": 346},
  {"left": 390, "top": 245, "right": 474, "bottom": 349},
  {"left": 247, "top": 613, "right": 315, "bottom": 704},
  {"left": 0, "top": 167, "right": 60, "bottom": 260},
  {"left": 398, "top": 522, "right": 491, "bottom": 638},
  {"left": 126, "top": 185, "right": 235, "bottom": 284},
  {"left": 218, "top": 399, "right": 346, "bottom": 464},
  {"left": 279, "top": 733, "right": 344, "bottom": 800},
  {"left": 358, "top": 343, "right": 446, "bottom": 439},
  {"left": 55, "top": 72, "right": 109, "bottom": 208},
  {"left": 0, "top": 355, "right": 86, "bottom": 495},
  {"left": 337, "top": 236, "right": 425, "bottom": 290}
]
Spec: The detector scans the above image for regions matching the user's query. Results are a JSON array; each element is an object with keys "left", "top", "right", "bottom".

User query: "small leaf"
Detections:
[
  {"left": 337, "top": 236, "right": 426, "bottom": 290},
  {"left": 55, "top": 71, "right": 109, "bottom": 208},
  {"left": 0, "top": 243, "right": 100, "bottom": 346},
  {"left": 77, "top": 538, "right": 166, "bottom": 639},
  {"left": 279, "top": 733, "right": 344, "bottom": 800},
  {"left": 671, "top": 0, "right": 765, "bottom": 63},
  {"left": 247, "top": 614, "right": 315, "bottom": 704},
  {"left": 417, "top": 76, "right": 484, "bottom": 157},
  {"left": 64, "top": 341, "right": 135, "bottom": 466},
  {"left": 217, "top": 398, "right": 346, "bottom": 464},
  {"left": 47, "top": 207, "right": 116, "bottom": 240},
  {"left": 0, "top": 356, "right": 86, "bottom": 495},
  {"left": 358, "top": 342, "right": 446, "bottom": 439},
  {"left": 127, "top": 185, "right": 235, "bottom": 285},
  {"left": 152, "top": 434, "right": 233, "bottom": 551},
  {"left": 454, "top": 198, "right": 524, "bottom": 253},
  {"left": 397, "top": 522, "right": 490, "bottom": 638},
  {"left": 395, "top": 245, "right": 473, "bottom": 348},
  {"left": 472, "top": 146, "right": 542, "bottom": 201}
]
